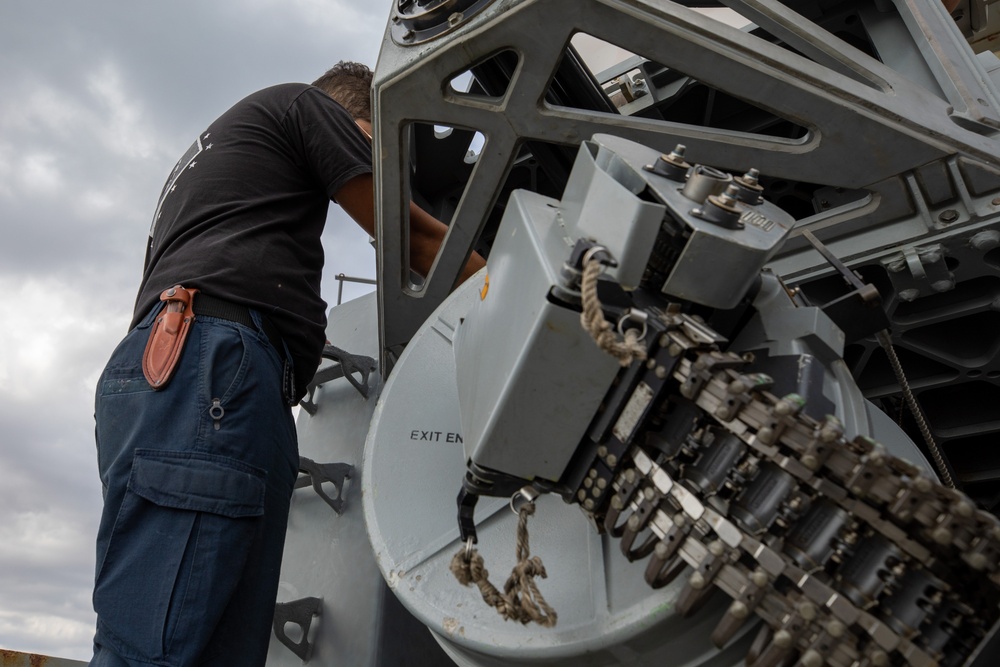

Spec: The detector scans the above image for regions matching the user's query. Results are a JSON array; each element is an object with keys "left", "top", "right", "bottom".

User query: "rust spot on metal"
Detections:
[{"left": 0, "top": 649, "right": 54, "bottom": 666}]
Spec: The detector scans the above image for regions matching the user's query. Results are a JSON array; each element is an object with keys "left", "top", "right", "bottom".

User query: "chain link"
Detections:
[{"left": 594, "top": 312, "right": 1000, "bottom": 667}]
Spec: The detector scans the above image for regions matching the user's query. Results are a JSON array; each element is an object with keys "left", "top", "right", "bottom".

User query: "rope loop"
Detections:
[
  {"left": 449, "top": 499, "right": 558, "bottom": 627},
  {"left": 580, "top": 256, "right": 647, "bottom": 367}
]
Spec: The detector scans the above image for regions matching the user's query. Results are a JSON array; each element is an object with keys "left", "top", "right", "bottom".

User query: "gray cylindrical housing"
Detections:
[
  {"left": 681, "top": 165, "right": 732, "bottom": 202},
  {"left": 782, "top": 500, "right": 848, "bottom": 571},
  {"left": 729, "top": 463, "right": 795, "bottom": 534},
  {"left": 837, "top": 535, "right": 901, "bottom": 608},
  {"left": 880, "top": 568, "right": 940, "bottom": 637},
  {"left": 684, "top": 433, "right": 745, "bottom": 495}
]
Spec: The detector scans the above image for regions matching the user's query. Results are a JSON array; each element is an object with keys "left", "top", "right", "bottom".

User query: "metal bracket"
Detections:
[
  {"left": 802, "top": 229, "right": 890, "bottom": 342},
  {"left": 300, "top": 344, "right": 377, "bottom": 415},
  {"left": 272, "top": 596, "right": 323, "bottom": 662},
  {"left": 295, "top": 456, "right": 353, "bottom": 515},
  {"left": 880, "top": 242, "right": 956, "bottom": 303}
]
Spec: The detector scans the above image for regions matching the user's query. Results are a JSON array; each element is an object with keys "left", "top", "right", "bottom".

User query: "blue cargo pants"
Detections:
[{"left": 90, "top": 304, "right": 299, "bottom": 667}]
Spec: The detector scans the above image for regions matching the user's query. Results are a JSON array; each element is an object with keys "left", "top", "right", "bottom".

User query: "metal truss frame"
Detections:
[{"left": 371, "top": 0, "right": 1000, "bottom": 370}]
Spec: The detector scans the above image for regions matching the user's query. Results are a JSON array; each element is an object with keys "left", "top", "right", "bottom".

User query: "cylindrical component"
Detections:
[
  {"left": 880, "top": 568, "right": 941, "bottom": 637},
  {"left": 684, "top": 433, "right": 745, "bottom": 495},
  {"left": 696, "top": 187, "right": 743, "bottom": 229},
  {"left": 648, "top": 145, "right": 691, "bottom": 182},
  {"left": 837, "top": 534, "right": 901, "bottom": 608},
  {"left": 729, "top": 463, "right": 795, "bottom": 534},
  {"left": 920, "top": 598, "right": 962, "bottom": 655},
  {"left": 681, "top": 164, "right": 732, "bottom": 202},
  {"left": 731, "top": 168, "right": 764, "bottom": 204},
  {"left": 782, "top": 500, "right": 848, "bottom": 570}
]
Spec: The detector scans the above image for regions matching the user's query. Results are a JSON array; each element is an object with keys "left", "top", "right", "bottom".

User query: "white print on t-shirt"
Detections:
[{"left": 148, "top": 131, "right": 213, "bottom": 238}]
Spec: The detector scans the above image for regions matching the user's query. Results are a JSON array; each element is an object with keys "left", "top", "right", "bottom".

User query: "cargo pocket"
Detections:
[{"left": 93, "top": 449, "right": 266, "bottom": 662}]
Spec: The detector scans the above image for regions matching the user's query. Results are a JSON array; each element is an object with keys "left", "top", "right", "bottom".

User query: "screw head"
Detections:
[{"left": 938, "top": 209, "right": 959, "bottom": 223}]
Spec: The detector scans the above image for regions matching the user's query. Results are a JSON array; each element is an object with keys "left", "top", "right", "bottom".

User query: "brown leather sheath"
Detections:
[{"left": 142, "top": 285, "right": 199, "bottom": 389}]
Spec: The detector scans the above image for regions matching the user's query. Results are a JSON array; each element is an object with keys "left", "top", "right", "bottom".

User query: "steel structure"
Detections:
[
  {"left": 264, "top": 1, "right": 1000, "bottom": 665},
  {"left": 372, "top": 0, "right": 1000, "bottom": 508}
]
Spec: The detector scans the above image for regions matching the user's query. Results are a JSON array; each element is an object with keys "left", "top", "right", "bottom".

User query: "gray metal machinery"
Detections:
[{"left": 266, "top": 1, "right": 1000, "bottom": 666}]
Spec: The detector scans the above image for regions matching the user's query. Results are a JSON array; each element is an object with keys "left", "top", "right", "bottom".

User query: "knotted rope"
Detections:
[
  {"left": 580, "top": 256, "right": 647, "bottom": 366},
  {"left": 449, "top": 502, "right": 557, "bottom": 627}
]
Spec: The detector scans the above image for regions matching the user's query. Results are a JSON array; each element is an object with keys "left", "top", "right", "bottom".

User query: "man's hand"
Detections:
[{"left": 335, "top": 173, "right": 486, "bottom": 284}]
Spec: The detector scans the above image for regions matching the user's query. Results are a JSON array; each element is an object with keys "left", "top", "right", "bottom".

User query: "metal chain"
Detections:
[
  {"left": 875, "top": 330, "right": 955, "bottom": 489},
  {"left": 596, "top": 312, "right": 1000, "bottom": 667}
]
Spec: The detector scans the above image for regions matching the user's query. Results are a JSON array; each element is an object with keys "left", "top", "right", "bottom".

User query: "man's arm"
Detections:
[{"left": 334, "top": 173, "right": 486, "bottom": 283}]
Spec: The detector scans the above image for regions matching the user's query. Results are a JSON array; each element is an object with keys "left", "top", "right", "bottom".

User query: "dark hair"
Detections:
[{"left": 312, "top": 61, "right": 373, "bottom": 122}]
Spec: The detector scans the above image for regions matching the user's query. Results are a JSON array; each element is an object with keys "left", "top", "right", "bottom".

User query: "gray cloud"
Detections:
[{"left": 0, "top": 0, "right": 388, "bottom": 659}]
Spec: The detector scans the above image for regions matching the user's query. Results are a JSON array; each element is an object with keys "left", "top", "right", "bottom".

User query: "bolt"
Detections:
[
  {"left": 402, "top": 29, "right": 414, "bottom": 41},
  {"left": 931, "top": 278, "right": 955, "bottom": 293},
  {"left": 898, "top": 288, "right": 920, "bottom": 302},
  {"left": 728, "top": 379, "right": 748, "bottom": 394},
  {"left": 938, "top": 209, "right": 959, "bottom": 223},
  {"left": 655, "top": 365, "right": 667, "bottom": 379},
  {"left": 729, "top": 601, "right": 750, "bottom": 619},
  {"left": 968, "top": 552, "right": 988, "bottom": 570},
  {"left": 773, "top": 629, "right": 793, "bottom": 649},
  {"left": 970, "top": 230, "right": 1000, "bottom": 251},
  {"left": 870, "top": 650, "right": 889, "bottom": 667},
  {"left": 932, "top": 526, "right": 952, "bottom": 544},
  {"left": 447, "top": 11, "right": 462, "bottom": 26},
  {"left": 800, "top": 650, "right": 823, "bottom": 667},
  {"left": 992, "top": 197, "right": 1000, "bottom": 206}
]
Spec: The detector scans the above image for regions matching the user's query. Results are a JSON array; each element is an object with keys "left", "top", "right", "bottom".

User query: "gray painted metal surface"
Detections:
[
  {"left": 266, "top": 294, "right": 387, "bottom": 666},
  {"left": 363, "top": 276, "right": 754, "bottom": 666},
  {"left": 371, "top": 0, "right": 1000, "bottom": 363},
  {"left": 452, "top": 189, "right": 622, "bottom": 483},
  {"left": 0, "top": 651, "right": 87, "bottom": 667}
]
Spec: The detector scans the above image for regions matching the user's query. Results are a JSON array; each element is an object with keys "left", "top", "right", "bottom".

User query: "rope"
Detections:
[
  {"left": 876, "top": 330, "right": 955, "bottom": 489},
  {"left": 580, "top": 257, "right": 647, "bottom": 366},
  {"left": 449, "top": 503, "right": 558, "bottom": 627}
]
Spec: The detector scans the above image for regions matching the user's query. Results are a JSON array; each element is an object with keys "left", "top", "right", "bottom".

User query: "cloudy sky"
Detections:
[{"left": 0, "top": 0, "right": 388, "bottom": 659}]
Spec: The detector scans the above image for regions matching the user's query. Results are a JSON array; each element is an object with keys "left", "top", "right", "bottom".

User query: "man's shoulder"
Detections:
[{"left": 241, "top": 82, "right": 314, "bottom": 105}]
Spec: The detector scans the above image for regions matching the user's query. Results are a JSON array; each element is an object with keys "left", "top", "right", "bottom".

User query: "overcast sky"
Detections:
[{"left": 0, "top": 0, "right": 389, "bottom": 659}]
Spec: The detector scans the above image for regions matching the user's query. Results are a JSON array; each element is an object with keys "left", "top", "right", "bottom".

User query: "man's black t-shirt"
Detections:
[{"left": 132, "top": 83, "right": 372, "bottom": 400}]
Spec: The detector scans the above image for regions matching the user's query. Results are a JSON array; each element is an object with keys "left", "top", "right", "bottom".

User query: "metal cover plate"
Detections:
[{"left": 363, "top": 277, "right": 750, "bottom": 666}]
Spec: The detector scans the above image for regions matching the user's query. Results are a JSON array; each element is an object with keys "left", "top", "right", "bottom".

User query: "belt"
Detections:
[{"left": 196, "top": 293, "right": 284, "bottom": 356}]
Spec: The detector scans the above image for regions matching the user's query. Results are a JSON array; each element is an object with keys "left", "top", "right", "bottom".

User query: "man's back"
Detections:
[{"left": 134, "top": 83, "right": 372, "bottom": 397}]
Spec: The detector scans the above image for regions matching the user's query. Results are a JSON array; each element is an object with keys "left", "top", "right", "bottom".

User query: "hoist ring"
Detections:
[
  {"left": 464, "top": 537, "right": 475, "bottom": 562},
  {"left": 510, "top": 485, "right": 540, "bottom": 516}
]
